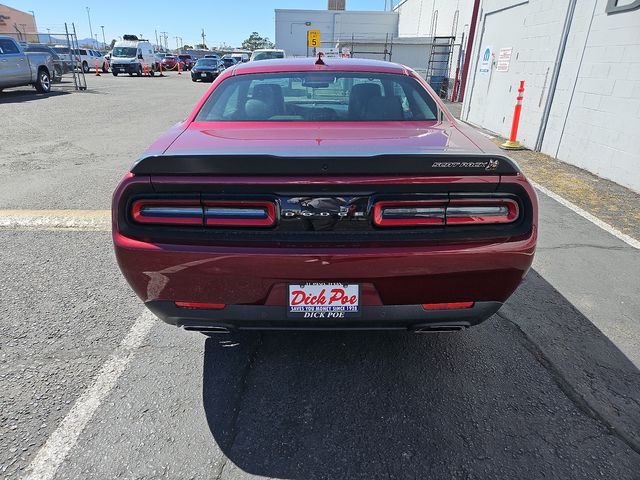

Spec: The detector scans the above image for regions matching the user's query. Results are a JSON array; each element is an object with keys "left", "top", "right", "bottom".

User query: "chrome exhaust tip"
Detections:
[
  {"left": 182, "top": 325, "right": 230, "bottom": 334},
  {"left": 413, "top": 325, "right": 467, "bottom": 333}
]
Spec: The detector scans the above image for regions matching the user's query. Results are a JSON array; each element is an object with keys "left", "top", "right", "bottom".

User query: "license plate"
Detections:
[
  {"left": 201, "top": 73, "right": 207, "bottom": 77},
  {"left": 288, "top": 283, "right": 359, "bottom": 318}
]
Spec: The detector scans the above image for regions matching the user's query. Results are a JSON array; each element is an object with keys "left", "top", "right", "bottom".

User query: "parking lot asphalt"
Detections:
[{"left": 1, "top": 74, "right": 639, "bottom": 479}]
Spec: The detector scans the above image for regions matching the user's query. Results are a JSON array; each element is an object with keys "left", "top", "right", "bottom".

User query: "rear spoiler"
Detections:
[{"left": 130, "top": 154, "right": 520, "bottom": 176}]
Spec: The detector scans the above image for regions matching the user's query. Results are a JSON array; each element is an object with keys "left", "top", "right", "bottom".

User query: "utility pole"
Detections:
[
  {"left": 100, "top": 25, "right": 106, "bottom": 48},
  {"left": 175, "top": 36, "right": 179, "bottom": 51},
  {"left": 86, "top": 7, "right": 95, "bottom": 48},
  {"left": 155, "top": 29, "right": 159, "bottom": 49},
  {"left": 201, "top": 28, "right": 206, "bottom": 48}
]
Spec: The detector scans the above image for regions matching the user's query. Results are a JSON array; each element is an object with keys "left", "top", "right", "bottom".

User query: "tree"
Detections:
[
  {"left": 242, "top": 32, "right": 274, "bottom": 51},
  {"left": 109, "top": 39, "right": 116, "bottom": 50},
  {"left": 183, "top": 44, "right": 193, "bottom": 50},
  {"left": 194, "top": 43, "right": 207, "bottom": 49}
]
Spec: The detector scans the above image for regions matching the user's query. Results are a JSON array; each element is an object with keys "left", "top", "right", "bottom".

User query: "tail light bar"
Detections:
[
  {"left": 373, "top": 200, "right": 445, "bottom": 226},
  {"left": 203, "top": 200, "right": 276, "bottom": 227},
  {"left": 130, "top": 199, "right": 276, "bottom": 227},
  {"left": 131, "top": 199, "right": 203, "bottom": 225},
  {"left": 373, "top": 198, "right": 519, "bottom": 227},
  {"left": 446, "top": 199, "right": 518, "bottom": 225}
]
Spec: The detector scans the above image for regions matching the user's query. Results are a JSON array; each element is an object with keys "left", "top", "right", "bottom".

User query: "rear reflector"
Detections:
[
  {"left": 175, "top": 302, "right": 226, "bottom": 309},
  {"left": 373, "top": 198, "right": 519, "bottom": 227},
  {"left": 131, "top": 199, "right": 203, "bottom": 225},
  {"left": 422, "top": 302, "right": 475, "bottom": 310},
  {"left": 203, "top": 200, "right": 276, "bottom": 227}
]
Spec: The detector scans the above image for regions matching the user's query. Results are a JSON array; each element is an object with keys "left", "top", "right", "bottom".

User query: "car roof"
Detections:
[{"left": 233, "top": 57, "right": 409, "bottom": 75}]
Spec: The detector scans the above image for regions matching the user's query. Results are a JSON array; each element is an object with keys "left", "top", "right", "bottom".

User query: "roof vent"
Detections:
[{"left": 123, "top": 34, "right": 139, "bottom": 41}]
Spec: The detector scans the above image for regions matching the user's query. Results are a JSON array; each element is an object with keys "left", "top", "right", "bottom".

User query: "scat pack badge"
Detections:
[
  {"left": 431, "top": 159, "right": 500, "bottom": 170},
  {"left": 485, "top": 159, "right": 499, "bottom": 171}
]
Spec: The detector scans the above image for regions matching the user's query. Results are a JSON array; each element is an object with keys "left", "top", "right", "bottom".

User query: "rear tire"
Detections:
[
  {"left": 82, "top": 61, "right": 89, "bottom": 73},
  {"left": 112, "top": 71, "right": 118, "bottom": 76},
  {"left": 136, "top": 64, "right": 142, "bottom": 77},
  {"left": 34, "top": 68, "right": 51, "bottom": 93},
  {"left": 150, "top": 65, "right": 155, "bottom": 77}
]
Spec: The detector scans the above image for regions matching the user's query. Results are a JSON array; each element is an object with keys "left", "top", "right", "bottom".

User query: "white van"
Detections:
[{"left": 110, "top": 35, "right": 157, "bottom": 76}]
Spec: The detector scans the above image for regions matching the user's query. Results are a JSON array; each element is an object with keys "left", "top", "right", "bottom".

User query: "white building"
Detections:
[
  {"left": 275, "top": 9, "right": 399, "bottom": 57},
  {"left": 461, "top": 0, "right": 640, "bottom": 192},
  {"left": 395, "top": 0, "right": 475, "bottom": 81}
]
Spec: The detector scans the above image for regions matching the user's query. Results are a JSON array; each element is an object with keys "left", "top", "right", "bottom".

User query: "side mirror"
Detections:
[{"left": 138, "top": 54, "right": 143, "bottom": 59}]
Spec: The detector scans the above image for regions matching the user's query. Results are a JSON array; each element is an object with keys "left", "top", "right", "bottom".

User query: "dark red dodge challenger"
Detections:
[{"left": 113, "top": 58, "right": 537, "bottom": 334}]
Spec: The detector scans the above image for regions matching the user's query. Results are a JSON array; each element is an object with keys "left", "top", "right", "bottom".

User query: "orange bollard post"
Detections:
[
  {"left": 95, "top": 60, "right": 100, "bottom": 76},
  {"left": 501, "top": 80, "right": 526, "bottom": 150},
  {"left": 177, "top": 61, "right": 181, "bottom": 75},
  {"left": 159, "top": 62, "right": 164, "bottom": 77}
]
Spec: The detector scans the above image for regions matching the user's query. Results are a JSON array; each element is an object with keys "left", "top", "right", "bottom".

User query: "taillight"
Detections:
[
  {"left": 373, "top": 200, "right": 446, "bottom": 226},
  {"left": 446, "top": 199, "right": 518, "bottom": 225},
  {"left": 373, "top": 198, "right": 519, "bottom": 227},
  {"left": 203, "top": 200, "right": 276, "bottom": 227},
  {"left": 130, "top": 198, "right": 277, "bottom": 227},
  {"left": 131, "top": 199, "right": 203, "bottom": 225}
]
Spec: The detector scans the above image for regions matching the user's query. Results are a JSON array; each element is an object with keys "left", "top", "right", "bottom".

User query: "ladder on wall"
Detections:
[{"left": 426, "top": 36, "right": 455, "bottom": 98}]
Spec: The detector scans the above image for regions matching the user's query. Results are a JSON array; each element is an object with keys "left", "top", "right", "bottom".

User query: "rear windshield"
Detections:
[{"left": 195, "top": 72, "right": 439, "bottom": 122}]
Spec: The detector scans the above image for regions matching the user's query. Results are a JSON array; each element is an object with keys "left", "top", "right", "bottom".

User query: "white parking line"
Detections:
[
  {"left": 532, "top": 181, "right": 640, "bottom": 250},
  {"left": 22, "top": 311, "right": 156, "bottom": 480},
  {"left": 0, "top": 210, "right": 110, "bottom": 231}
]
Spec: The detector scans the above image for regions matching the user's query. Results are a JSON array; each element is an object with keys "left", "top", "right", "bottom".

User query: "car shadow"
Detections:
[
  {"left": 0, "top": 89, "right": 69, "bottom": 104},
  {"left": 201, "top": 270, "right": 640, "bottom": 479}
]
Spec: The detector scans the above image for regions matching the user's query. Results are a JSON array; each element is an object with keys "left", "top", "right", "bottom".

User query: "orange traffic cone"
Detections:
[
  {"left": 95, "top": 60, "right": 100, "bottom": 76},
  {"left": 159, "top": 62, "right": 164, "bottom": 77},
  {"left": 177, "top": 61, "right": 181, "bottom": 75}
]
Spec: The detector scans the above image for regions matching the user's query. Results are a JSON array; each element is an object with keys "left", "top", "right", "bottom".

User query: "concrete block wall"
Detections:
[
  {"left": 543, "top": 0, "right": 640, "bottom": 191},
  {"left": 462, "top": 0, "right": 640, "bottom": 192}
]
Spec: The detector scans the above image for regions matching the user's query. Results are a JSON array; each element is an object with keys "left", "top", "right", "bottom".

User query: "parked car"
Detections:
[
  {"left": 190, "top": 58, "right": 224, "bottom": 82},
  {"left": 110, "top": 35, "right": 157, "bottom": 76},
  {"left": 84, "top": 49, "right": 108, "bottom": 73},
  {"left": 219, "top": 57, "right": 237, "bottom": 69},
  {"left": 112, "top": 57, "right": 538, "bottom": 334},
  {"left": 161, "top": 55, "right": 185, "bottom": 71},
  {"left": 0, "top": 36, "right": 55, "bottom": 93},
  {"left": 231, "top": 52, "right": 249, "bottom": 63},
  {"left": 178, "top": 54, "right": 195, "bottom": 70},
  {"left": 249, "top": 49, "right": 286, "bottom": 61},
  {"left": 23, "top": 43, "right": 69, "bottom": 81}
]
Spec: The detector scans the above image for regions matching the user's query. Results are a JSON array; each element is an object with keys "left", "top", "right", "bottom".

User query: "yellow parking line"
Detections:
[{"left": 0, "top": 209, "right": 111, "bottom": 231}]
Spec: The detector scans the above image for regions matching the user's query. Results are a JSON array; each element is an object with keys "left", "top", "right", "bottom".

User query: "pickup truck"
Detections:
[{"left": 0, "top": 36, "right": 55, "bottom": 94}]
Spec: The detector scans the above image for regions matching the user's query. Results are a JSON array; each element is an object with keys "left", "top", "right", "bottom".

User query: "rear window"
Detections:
[{"left": 195, "top": 71, "right": 439, "bottom": 122}]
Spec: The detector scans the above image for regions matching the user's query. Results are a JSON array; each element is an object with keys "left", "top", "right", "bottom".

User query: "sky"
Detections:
[{"left": 8, "top": 0, "right": 392, "bottom": 47}]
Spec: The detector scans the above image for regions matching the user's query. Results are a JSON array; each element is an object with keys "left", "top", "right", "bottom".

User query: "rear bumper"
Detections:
[{"left": 146, "top": 300, "right": 503, "bottom": 332}]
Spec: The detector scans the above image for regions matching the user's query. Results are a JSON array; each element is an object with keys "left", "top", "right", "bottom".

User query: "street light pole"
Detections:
[
  {"left": 46, "top": 28, "right": 51, "bottom": 44},
  {"left": 100, "top": 25, "right": 106, "bottom": 48},
  {"left": 86, "top": 7, "right": 95, "bottom": 48},
  {"left": 29, "top": 10, "right": 36, "bottom": 40}
]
